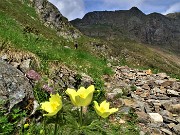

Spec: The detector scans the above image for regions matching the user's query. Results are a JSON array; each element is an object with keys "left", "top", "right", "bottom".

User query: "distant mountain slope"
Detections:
[
  {"left": 166, "top": 12, "right": 180, "bottom": 20},
  {"left": 71, "top": 7, "right": 180, "bottom": 55}
]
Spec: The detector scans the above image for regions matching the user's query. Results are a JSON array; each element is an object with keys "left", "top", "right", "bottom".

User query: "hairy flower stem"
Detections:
[
  {"left": 79, "top": 106, "right": 83, "bottom": 126},
  {"left": 43, "top": 117, "right": 46, "bottom": 135},
  {"left": 54, "top": 114, "right": 58, "bottom": 135}
]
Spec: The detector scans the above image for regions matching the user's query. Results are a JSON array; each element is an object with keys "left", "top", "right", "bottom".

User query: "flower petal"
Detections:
[
  {"left": 100, "top": 112, "right": 111, "bottom": 118},
  {"left": 94, "top": 101, "right": 102, "bottom": 116},
  {"left": 65, "top": 88, "right": 78, "bottom": 106},
  {"left": 94, "top": 100, "right": 119, "bottom": 118},
  {"left": 100, "top": 100, "right": 109, "bottom": 110},
  {"left": 77, "top": 87, "right": 87, "bottom": 98},
  {"left": 87, "top": 85, "right": 95, "bottom": 94},
  {"left": 109, "top": 108, "right": 119, "bottom": 114},
  {"left": 41, "top": 93, "right": 62, "bottom": 116},
  {"left": 49, "top": 93, "right": 61, "bottom": 103},
  {"left": 75, "top": 89, "right": 94, "bottom": 106},
  {"left": 41, "top": 102, "right": 54, "bottom": 113}
]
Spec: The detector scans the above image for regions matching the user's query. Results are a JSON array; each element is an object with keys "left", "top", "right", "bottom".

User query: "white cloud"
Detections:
[
  {"left": 163, "top": 2, "right": 180, "bottom": 14},
  {"left": 49, "top": 0, "right": 85, "bottom": 20}
]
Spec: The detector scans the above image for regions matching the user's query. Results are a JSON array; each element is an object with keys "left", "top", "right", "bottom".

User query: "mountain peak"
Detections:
[
  {"left": 130, "top": 7, "right": 140, "bottom": 11},
  {"left": 129, "top": 7, "right": 144, "bottom": 15}
]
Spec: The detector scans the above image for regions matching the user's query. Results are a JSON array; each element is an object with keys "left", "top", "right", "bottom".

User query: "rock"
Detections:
[
  {"left": 155, "top": 80, "right": 165, "bottom": 85},
  {"left": 167, "top": 123, "right": 176, "bottom": 129},
  {"left": 136, "top": 111, "right": 149, "bottom": 124},
  {"left": 112, "top": 88, "right": 123, "bottom": 95},
  {"left": 176, "top": 117, "right": 180, "bottom": 123},
  {"left": 141, "top": 84, "right": 150, "bottom": 90},
  {"left": 106, "top": 93, "right": 117, "bottom": 100},
  {"left": 161, "top": 100, "right": 173, "bottom": 111},
  {"left": 119, "top": 119, "right": 126, "bottom": 124},
  {"left": 148, "top": 113, "right": 163, "bottom": 123},
  {"left": 80, "top": 73, "right": 94, "bottom": 88},
  {"left": 10, "top": 62, "right": 20, "bottom": 68},
  {"left": 170, "top": 104, "right": 180, "bottom": 114},
  {"left": 1, "top": 54, "right": 8, "bottom": 60},
  {"left": 163, "top": 116, "right": 178, "bottom": 124},
  {"left": 0, "top": 60, "right": 34, "bottom": 111},
  {"left": 161, "top": 128, "right": 172, "bottom": 135},
  {"left": 166, "top": 89, "right": 179, "bottom": 97},
  {"left": 172, "top": 124, "right": 180, "bottom": 134},
  {"left": 160, "top": 110, "right": 173, "bottom": 118},
  {"left": 161, "top": 81, "right": 174, "bottom": 88},
  {"left": 123, "top": 99, "right": 136, "bottom": 107},
  {"left": 157, "top": 73, "right": 168, "bottom": 79},
  {"left": 139, "top": 131, "right": 145, "bottom": 135},
  {"left": 19, "top": 59, "right": 31, "bottom": 73},
  {"left": 119, "top": 106, "right": 131, "bottom": 115}
]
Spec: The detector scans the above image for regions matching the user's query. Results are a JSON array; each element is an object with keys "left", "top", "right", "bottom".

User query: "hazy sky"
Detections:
[{"left": 49, "top": 0, "right": 180, "bottom": 21}]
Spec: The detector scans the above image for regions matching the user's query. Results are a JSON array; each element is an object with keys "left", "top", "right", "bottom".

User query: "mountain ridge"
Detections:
[{"left": 71, "top": 7, "right": 180, "bottom": 55}]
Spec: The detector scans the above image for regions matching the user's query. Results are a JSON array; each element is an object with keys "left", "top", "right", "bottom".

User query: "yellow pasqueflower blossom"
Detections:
[
  {"left": 94, "top": 100, "right": 118, "bottom": 118},
  {"left": 65, "top": 85, "right": 95, "bottom": 106},
  {"left": 24, "top": 123, "right": 29, "bottom": 129},
  {"left": 40, "top": 93, "right": 62, "bottom": 116}
]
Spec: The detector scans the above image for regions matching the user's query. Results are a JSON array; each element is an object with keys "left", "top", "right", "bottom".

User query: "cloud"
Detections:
[
  {"left": 48, "top": 0, "right": 85, "bottom": 20},
  {"left": 163, "top": 2, "right": 180, "bottom": 14}
]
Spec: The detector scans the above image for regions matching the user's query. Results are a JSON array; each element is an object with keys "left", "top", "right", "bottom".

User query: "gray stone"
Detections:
[
  {"left": 157, "top": 73, "right": 168, "bottom": 79},
  {"left": 19, "top": 59, "right": 31, "bottom": 73},
  {"left": 172, "top": 124, "right": 180, "bottom": 134},
  {"left": 141, "top": 84, "right": 150, "bottom": 90},
  {"left": 148, "top": 113, "right": 163, "bottom": 123},
  {"left": 139, "top": 131, "right": 145, "bottom": 135},
  {"left": 112, "top": 88, "right": 123, "bottom": 95},
  {"left": 167, "top": 89, "right": 179, "bottom": 97},
  {"left": 0, "top": 60, "right": 34, "bottom": 111},
  {"left": 163, "top": 116, "right": 178, "bottom": 124},
  {"left": 136, "top": 111, "right": 149, "bottom": 124},
  {"left": 170, "top": 104, "right": 180, "bottom": 114},
  {"left": 80, "top": 73, "right": 94, "bottom": 88},
  {"left": 161, "top": 128, "right": 172, "bottom": 135}
]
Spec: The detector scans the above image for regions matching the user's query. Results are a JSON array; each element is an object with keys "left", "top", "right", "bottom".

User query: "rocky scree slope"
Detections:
[
  {"left": 71, "top": 7, "right": 180, "bottom": 55},
  {"left": 105, "top": 66, "right": 180, "bottom": 135}
]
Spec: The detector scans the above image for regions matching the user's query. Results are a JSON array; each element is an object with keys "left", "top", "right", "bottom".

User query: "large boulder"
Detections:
[{"left": 0, "top": 59, "right": 34, "bottom": 111}]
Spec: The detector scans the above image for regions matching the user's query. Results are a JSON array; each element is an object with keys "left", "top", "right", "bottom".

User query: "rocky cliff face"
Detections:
[
  {"left": 31, "top": 0, "right": 81, "bottom": 39},
  {"left": 71, "top": 7, "right": 180, "bottom": 54}
]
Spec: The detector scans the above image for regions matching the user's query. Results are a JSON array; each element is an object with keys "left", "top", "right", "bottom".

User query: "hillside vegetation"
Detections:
[{"left": 0, "top": 0, "right": 112, "bottom": 80}]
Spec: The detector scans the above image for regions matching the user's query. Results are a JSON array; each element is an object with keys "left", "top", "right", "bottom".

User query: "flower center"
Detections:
[
  {"left": 79, "top": 93, "right": 85, "bottom": 98},
  {"left": 99, "top": 107, "right": 106, "bottom": 112},
  {"left": 51, "top": 102, "right": 59, "bottom": 111}
]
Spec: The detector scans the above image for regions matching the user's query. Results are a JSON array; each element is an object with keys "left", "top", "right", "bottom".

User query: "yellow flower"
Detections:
[
  {"left": 40, "top": 129, "right": 44, "bottom": 134},
  {"left": 65, "top": 85, "right": 95, "bottom": 106},
  {"left": 40, "top": 93, "right": 62, "bottom": 116},
  {"left": 24, "top": 123, "right": 29, "bottom": 129},
  {"left": 94, "top": 100, "right": 118, "bottom": 118}
]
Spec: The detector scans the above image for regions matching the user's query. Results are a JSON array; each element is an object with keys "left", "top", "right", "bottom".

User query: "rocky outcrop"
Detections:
[
  {"left": 71, "top": 7, "right": 180, "bottom": 55},
  {"left": 0, "top": 59, "right": 34, "bottom": 111},
  {"left": 105, "top": 66, "right": 180, "bottom": 135},
  {"left": 31, "top": 0, "right": 81, "bottom": 39}
]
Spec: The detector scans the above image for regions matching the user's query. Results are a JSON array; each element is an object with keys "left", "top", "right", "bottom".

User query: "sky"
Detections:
[{"left": 49, "top": 0, "right": 180, "bottom": 21}]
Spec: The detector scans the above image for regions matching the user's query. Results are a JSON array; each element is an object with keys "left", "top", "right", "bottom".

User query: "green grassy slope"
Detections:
[
  {"left": 108, "top": 38, "right": 180, "bottom": 79},
  {"left": 70, "top": 23, "right": 180, "bottom": 79},
  {"left": 0, "top": 0, "right": 112, "bottom": 80}
]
